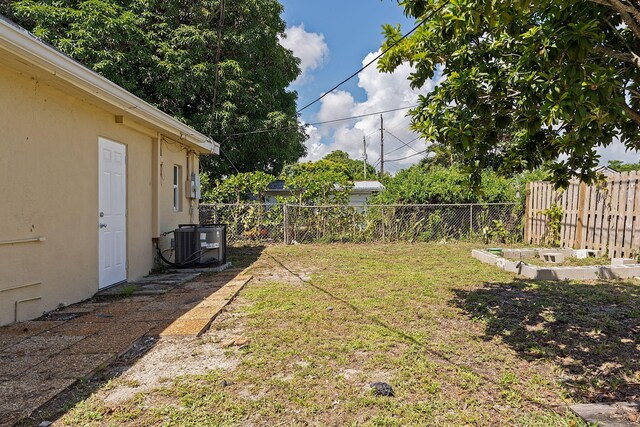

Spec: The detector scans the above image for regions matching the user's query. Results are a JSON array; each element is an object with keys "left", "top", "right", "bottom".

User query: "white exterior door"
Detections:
[{"left": 98, "top": 138, "right": 127, "bottom": 289}]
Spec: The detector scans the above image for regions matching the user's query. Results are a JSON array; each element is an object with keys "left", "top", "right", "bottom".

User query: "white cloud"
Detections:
[
  {"left": 596, "top": 141, "right": 640, "bottom": 166},
  {"left": 280, "top": 25, "right": 329, "bottom": 85},
  {"left": 301, "top": 124, "right": 331, "bottom": 161},
  {"left": 302, "top": 51, "right": 439, "bottom": 173}
]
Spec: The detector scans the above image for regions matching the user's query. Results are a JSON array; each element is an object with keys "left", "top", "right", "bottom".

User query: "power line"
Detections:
[
  {"left": 386, "top": 149, "right": 429, "bottom": 163},
  {"left": 296, "top": 0, "right": 450, "bottom": 114},
  {"left": 219, "top": 147, "right": 239, "bottom": 173},
  {"left": 223, "top": 104, "right": 417, "bottom": 139},
  {"left": 365, "top": 114, "right": 411, "bottom": 139},
  {"left": 384, "top": 130, "right": 423, "bottom": 156},
  {"left": 308, "top": 105, "right": 417, "bottom": 127}
]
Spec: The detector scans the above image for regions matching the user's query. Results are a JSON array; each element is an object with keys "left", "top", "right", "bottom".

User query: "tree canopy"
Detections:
[
  {"left": 321, "top": 150, "right": 378, "bottom": 181},
  {"left": 608, "top": 159, "right": 640, "bottom": 171},
  {"left": 6, "top": 0, "right": 306, "bottom": 177},
  {"left": 202, "top": 171, "right": 274, "bottom": 203},
  {"left": 371, "top": 164, "right": 519, "bottom": 205},
  {"left": 380, "top": 0, "right": 640, "bottom": 187}
]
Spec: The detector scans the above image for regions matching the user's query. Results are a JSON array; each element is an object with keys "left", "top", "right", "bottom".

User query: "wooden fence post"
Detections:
[
  {"left": 524, "top": 183, "right": 531, "bottom": 243},
  {"left": 574, "top": 182, "right": 588, "bottom": 249}
]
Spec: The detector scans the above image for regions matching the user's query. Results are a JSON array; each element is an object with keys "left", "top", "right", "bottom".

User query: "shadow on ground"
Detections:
[
  {"left": 227, "top": 245, "right": 266, "bottom": 269},
  {"left": 6, "top": 247, "right": 264, "bottom": 426},
  {"left": 453, "top": 279, "right": 640, "bottom": 402},
  {"left": 17, "top": 335, "right": 159, "bottom": 426}
]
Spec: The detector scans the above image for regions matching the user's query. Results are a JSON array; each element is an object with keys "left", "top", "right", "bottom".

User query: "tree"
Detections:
[
  {"left": 322, "top": 150, "right": 378, "bottom": 180},
  {"left": 380, "top": 0, "right": 640, "bottom": 187},
  {"left": 7, "top": 0, "right": 306, "bottom": 177},
  {"left": 280, "top": 160, "right": 353, "bottom": 205},
  {"left": 608, "top": 159, "right": 640, "bottom": 171},
  {"left": 202, "top": 171, "right": 274, "bottom": 203},
  {"left": 371, "top": 164, "right": 518, "bottom": 205}
]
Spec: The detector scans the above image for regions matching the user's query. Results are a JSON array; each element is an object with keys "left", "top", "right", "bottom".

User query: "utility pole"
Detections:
[
  {"left": 380, "top": 115, "right": 384, "bottom": 176},
  {"left": 363, "top": 136, "right": 367, "bottom": 179}
]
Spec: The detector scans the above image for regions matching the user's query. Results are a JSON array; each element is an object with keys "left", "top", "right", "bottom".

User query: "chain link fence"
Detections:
[{"left": 199, "top": 203, "right": 523, "bottom": 246}]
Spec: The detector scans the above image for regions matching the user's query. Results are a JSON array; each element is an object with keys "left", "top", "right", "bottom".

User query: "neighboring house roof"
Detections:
[
  {"left": 352, "top": 180, "right": 385, "bottom": 194},
  {"left": 595, "top": 166, "right": 619, "bottom": 176},
  {"left": 264, "top": 180, "right": 385, "bottom": 196},
  {"left": 266, "top": 180, "right": 287, "bottom": 191},
  {"left": 0, "top": 15, "right": 218, "bottom": 154}
]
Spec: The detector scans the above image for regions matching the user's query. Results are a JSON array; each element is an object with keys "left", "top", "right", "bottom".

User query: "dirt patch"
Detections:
[{"left": 95, "top": 301, "right": 248, "bottom": 407}]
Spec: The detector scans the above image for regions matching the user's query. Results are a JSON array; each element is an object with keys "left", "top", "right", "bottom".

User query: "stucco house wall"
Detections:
[{"left": 0, "top": 18, "right": 218, "bottom": 326}]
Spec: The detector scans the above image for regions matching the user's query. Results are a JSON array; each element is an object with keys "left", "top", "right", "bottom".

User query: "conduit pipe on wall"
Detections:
[
  {"left": 0, "top": 281, "right": 42, "bottom": 293},
  {"left": 0, "top": 237, "right": 46, "bottom": 245}
]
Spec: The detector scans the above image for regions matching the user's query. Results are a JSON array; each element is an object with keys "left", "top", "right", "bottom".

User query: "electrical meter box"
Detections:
[{"left": 186, "top": 172, "right": 201, "bottom": 199}]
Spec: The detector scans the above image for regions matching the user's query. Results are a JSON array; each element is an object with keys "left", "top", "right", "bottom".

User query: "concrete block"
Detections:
[
  {"left": 607, "top": 265, "right": 640, "bottom": 279},
  {"left": 471, "top": 249, "right": 499, "bottom": 266},
  {"left": 542, "top": 252, "right": 565, "bottom": 264},
  {"left": 539, "top": 248, "right": 574, "bottom": 257},
  {"left": 519, "top": 249, "right": 537, "bottom": 259},
  {"left": 502, "top": 259, "right": 523, "bottom": 274},
  {"left": 501, "top": 249, "right": 521, "bottom": 260},
  {"left": 574, "top": 249, "right": 600, "bottom": 259},
  {"left": 611, "top": 258, "right": 637, "bottom": 266},
  {"left": 520, "top": 264, "right": 602, "bottom": 281}
]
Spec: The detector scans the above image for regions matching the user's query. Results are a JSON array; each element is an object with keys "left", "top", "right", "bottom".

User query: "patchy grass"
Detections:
[{"left": 54, "top": 243, "right": 637, "bottom": 426}]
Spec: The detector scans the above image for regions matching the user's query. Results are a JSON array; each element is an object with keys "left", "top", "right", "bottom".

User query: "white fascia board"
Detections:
[{"left": 0, "top": 17, "right": 219, "bottom": 155}]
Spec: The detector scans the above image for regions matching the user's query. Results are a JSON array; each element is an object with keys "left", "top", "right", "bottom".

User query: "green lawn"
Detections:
[{"left": 59, "top": 243, "right": 640, "bottom": 426}]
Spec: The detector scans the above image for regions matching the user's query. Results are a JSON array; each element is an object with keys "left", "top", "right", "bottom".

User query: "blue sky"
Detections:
[
  {"left": 278, "top": 0, "right": 638, "bottom": 171},
  {"left": 280, "top": 0, "right": 413, "bottom": 121},
  {"left": 278, "top": 0, "right": 430, "bottom": 173}
]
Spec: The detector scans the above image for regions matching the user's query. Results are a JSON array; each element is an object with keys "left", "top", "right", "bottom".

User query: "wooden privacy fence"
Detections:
[{"left": 525, "top": 171, "right": 640, "bottom": 258}]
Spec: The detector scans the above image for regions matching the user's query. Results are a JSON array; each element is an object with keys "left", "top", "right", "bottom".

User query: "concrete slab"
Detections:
[
  {"left": 34, "top": 352, "right": 116, "bottom": 380},
  {"left": 0, "top": 321, "right": 64, "bottom": 336},
  {"left": 160, "top": 274, "right": 252, "bottom": 337},
  {"left": 160, "top": 319, "right": 212, "bottom": 336},
  {"left": 62, "top": 322, "right": 155, "bottom": 355},
  {"left": 0, "top": 335, "right": 29, "bottom": 352},
  {"left": 571, "top": 402, "right": 640, "bottom": 426},
  {"left": 0, "top": 353, "right": 48, "bottom": 379},
  {"left": 4, "top": 335, "right": 84, "bottom": 356},
  {"left": 0, "top": 376, "right": 76, "bottom": 426},
  {"left": 96, "top": 272, "right": 201, "bottom": 297}
]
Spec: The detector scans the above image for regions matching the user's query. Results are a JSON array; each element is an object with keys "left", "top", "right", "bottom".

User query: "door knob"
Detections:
[{"left": 99, "top": 223, "right": 107, "bottom": 229}]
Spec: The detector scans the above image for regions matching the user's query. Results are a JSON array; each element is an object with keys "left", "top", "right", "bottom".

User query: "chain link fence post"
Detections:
[
  {"left": 283, "top": 204, "right": 289, "bottom": 245},
  {"left": 469, "top": 204, "right": 473, "bottom": 238},
  {"left": 381, "top": 206, "right": 386, "bottom": 242}
]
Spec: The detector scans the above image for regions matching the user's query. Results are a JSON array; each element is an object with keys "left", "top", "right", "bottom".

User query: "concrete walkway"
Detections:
[{"left": 0, "top": 268, "right": 251, "bottom": 426}]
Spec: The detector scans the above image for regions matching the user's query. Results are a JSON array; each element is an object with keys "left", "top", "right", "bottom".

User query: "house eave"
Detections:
[{"left": 0, "top": 16, "right": 219, "bottom": 155}]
